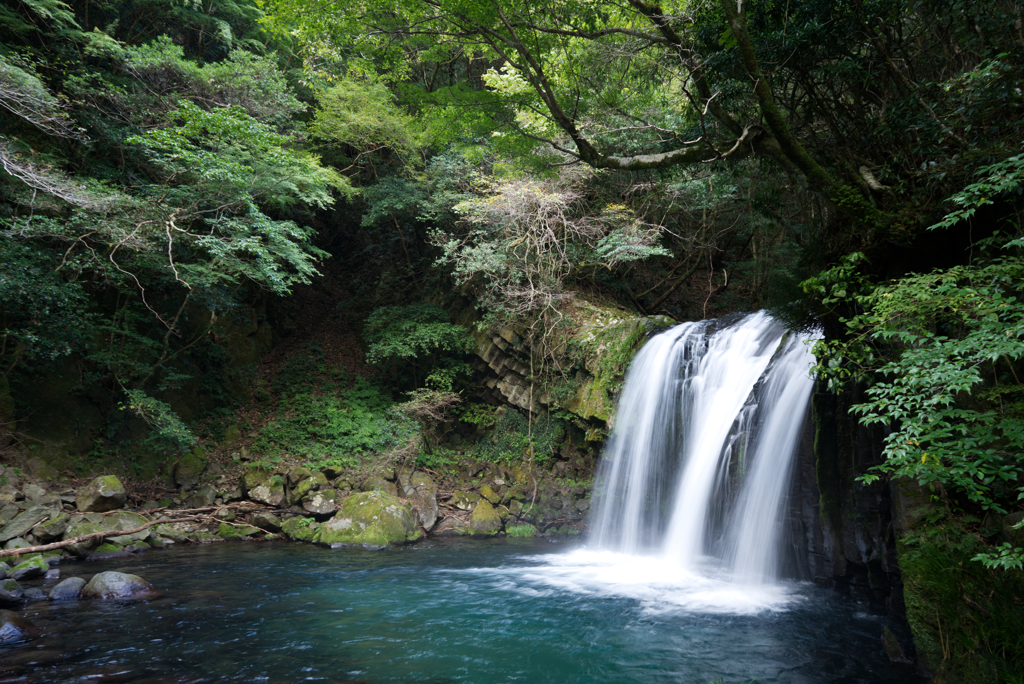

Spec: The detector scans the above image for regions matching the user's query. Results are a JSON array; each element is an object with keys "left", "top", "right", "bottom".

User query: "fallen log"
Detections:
[{"left": 0, "top": 515, "right": 203, "bottom": 559}]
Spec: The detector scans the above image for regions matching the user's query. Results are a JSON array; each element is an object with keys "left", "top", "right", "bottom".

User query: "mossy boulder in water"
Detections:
[
  {"left": 9, "top": 557, "right": 48, "bottom": 581},
  {"left": 316, "top": 492, "right": 421, "bottom": 546},
  {"left": 104, "top": 511, "right": 151, "bottom": 544},
  {"left": 63, "top": 520, "right": 105, "bottom": 557},
  {"left": 0, "top": 579, "right": 23, "bottom": 605},
  {"left": 49, "top": 576, "right": 86, "bottom": 600},
  {"left": 76, "top": 476, "right": 126, "bottom": 512},
  {"left": 82, "top": 571, "right": 157, "bottom": 600},
  {"left": 469, "top": 500, "right": 502, "bottom": 536}
]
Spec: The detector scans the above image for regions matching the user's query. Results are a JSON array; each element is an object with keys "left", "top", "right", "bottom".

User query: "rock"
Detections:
[
  {"left": 49, "top": 576, "right": 86, "bottom": 600},
  {"left": 502, "top": 486, "right": 527, "bottom": 504},
  {"left": 76, "top": 476, "right": 127, "bottom": 513},
  {"left": 9, "top": 557, "right": 48, "bottom": 581},
  {"left": 91, "top": 541, "right": 126, "bottom": 556},
  {"left": 104, "top": 511, "right": 151, "bottom": 544},
  {"left": 250, "top": 512, "right": 282, "bottom": 533},
  {"left": 575, "top": 499, "right": 590, "bottom": 512},
  {"left": 174, "top": 449, "right": 207, "bottom": 488},
  {"left": 35, "top": 513, "right": 69, "bottom": 542},
  {"left": 479, "top": 484, "right": 501, "bottom": 505},
  {"left": 281, "top": 516, "right": 320, "bottom": 542},
  {"left": 3, "top": 538, "right": 30, "bottom": 551},
  {"left": 0, "top": 506, "right": 53, "bottom": 542},
  {"left": 0, "top": 503, "right": 18, "bottom": 522},
  {"left": 321, "top": 465, "right": 346, "bottom": 479},
  {"left": 214, "top": 507, "right": 236, "bottom": 522},
  {"left": 469, "top": 499, "right": 502, "bottom": 536},
  {"left": 288, "top": 470, "right": 328, "bottom": 506},
  {"left": 82, "top": 571, "right": 158, "bottom": 600},
  {"left": 431, "top": 516, "right": 469, "bottom": 537},
  {"left": 302, "top": 490, "right": 337, "bottom": 516},
  {"left": 21, "top": 483, "right": 46, "bottom": 501},
  {"left": 0, "top": 486, "right": 18, "bottom": 506},
  {"left": 0, "top": 579, "right": 23, "bottom": 605},
  {"left": 316, "top": 492, "right": 421, "bottom": 546},
  {"left": 188, "top": 484, "right": 218, "bottom": 508},
  {"left": 397, "top": 471, "right": 439, "bottom": 532},
  {"left": 0, "top": 609, "right": 37, "bottom": 642},
  {"left": 247, "top": 474, "right": 286, "bottom": 508},
  {"left": 43, "top": 568, "right": 59, "bottom": 580},
  {"left": 24, "top": 587, "right": 46, "bottom": 603},
  {"left": 882, "top": 626, "right": 912, "bottom": 664},
  {"left": 62, "top": 521, "right": 104, "bottom": 557},
  {"left": 217, "top": 523, "right": 258, "bottom": 539},
  {"left": 361, "top": 476, "right": 398, "bottom": 497},
  {"left": 450, "top": 491, "right": 480, "bottom": 511},
  {"left": 891, "top": 478, "right": 935, "bottom": 532},
  {"left": 151, "top": 524, "right": 191, "bottom": 544}
]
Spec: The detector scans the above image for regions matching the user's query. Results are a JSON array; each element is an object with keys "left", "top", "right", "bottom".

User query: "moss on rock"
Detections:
[
  {"left": 316, "top": 491, "right": 421, "bottom": 546},
  {"left": 468, "top": 499, "right": 502, "bottom": 536}
]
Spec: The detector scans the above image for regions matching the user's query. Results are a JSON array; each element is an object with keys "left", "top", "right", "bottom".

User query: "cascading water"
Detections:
[{"left": 586, "top": 310, "right": 817, "bottom": 593}]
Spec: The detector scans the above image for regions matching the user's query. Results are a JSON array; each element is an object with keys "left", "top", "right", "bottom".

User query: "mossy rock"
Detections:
[
  {"left": 9, "top": 557, "right": 48, "bottom": 580},
  {"left": 479, "top": 485, "right": 500, "bottom": 505},
  {"left": 64, "top": 521, "right": 105, "bottom": 557},
  {"left": 105, "top": 511, "right": 151, "bottom": 544},
  {"left": 288, "top": 470, "right": 328, "bottom": 506},
  {"left": 76, "top": 476, "right": 126, "bottom": 512},
  {"left": 361, "top": 476, "right": 398, "bottom": 497},
  {"left": 450, "top": 491, "right": 480, "bottom": 511},
  {"left": 217, "top": 523, "right": 259, "bottom": 539},
  {"left": 316, "top": 492, "right": 421, "bottom": 547},
  {"left": 174, "top": 449, "right": 208, "bottom": 488},
  {"left": 248, "top": 475, "right": 286, "bottom": 508},
  {"left": 468, "top": 500, "right": 502, "bottom": 536},
  {"left": 151, "top": 524, "right": 191, "bottom": 544},
  {"left": 92, "top": 542, "right": 125, "bottom": 555},
  {"left": 281, "top": 516, "right": 320, "bottom": 542},
  {"left": 35, "top": 513, "right": 69, "bottom": 542}
]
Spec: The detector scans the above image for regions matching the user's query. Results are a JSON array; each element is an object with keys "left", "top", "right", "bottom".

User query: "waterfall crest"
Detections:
[{"left": 590, "top": 311, "right": 816, "bottom": 585}]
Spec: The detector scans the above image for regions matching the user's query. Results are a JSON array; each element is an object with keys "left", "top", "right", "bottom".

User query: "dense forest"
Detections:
[{"left": 1, "top": 0, "right": 1023, "bottom": 679}]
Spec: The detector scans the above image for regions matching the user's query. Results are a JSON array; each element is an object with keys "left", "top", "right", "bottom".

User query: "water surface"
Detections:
[{"left": 3, "top": 540, "right": 913, "bottom": 683}]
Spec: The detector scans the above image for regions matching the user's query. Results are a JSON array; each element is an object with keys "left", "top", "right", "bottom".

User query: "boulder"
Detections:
[
  {"left": 35, "top": 513, "right": 69, "bottom": 542},
  {"left": 250, "top": 512, "right": 282, "bottom": 533},
  {"left": 214, "top": 507, "right": 236, "bottom": 522},
  {"left": 361, "top": 476, "right": 398, "bottom": 497},
  {"left": 281, "top": 516, "right": 320, "bottom": 542},
  {"left": 217, "top": 523, "right": 259, "bottom": 539},
  {"left": 316, "top": 492, "right": 421, "bottom": 546},
  {"left": 469, "top": 500, "right": 502, "bottom": 536},
  {"left": 188, "top": 484, "right": 218, "bottom": 508},
  {"left": 24, "top": 587, "right": 46, "bottom": 603},
  {"left": 302, "top": 490, "right": 337, "bottom": 516},
  {"left": 3, "top": 537, "right": 30, "bottom": 551},
  {"left": 0, "top": 506, "right": 53, "bottom": 542},
  {"left": 431, "top": 516, "right": 469, "bottom": 537},
  {"left": 9, "top": 557, "right": 48, "bottom": 581},
  {"left": 0, "top": 503, "right": 18, "bottom": 522},
  {"left": 0, "top": 579, "right": 23, "bottom": 605},
  {"left": 397, "top": 471, "right": 439, "bottom": 532},
  {"left": 478, "top": 484, "right": 501, "bottom": 505},
  {"left": 62, "top": 521, "right": 104, "bottom": 557},
  {"left": 450, "top": 491, "right": 480, "bottom": 511},
  {"left": 104, "top": 511, "right": 151, "bottom": 545},
  {"left": 0, "top": 609, "right": 37, "bottom": 642},
  {"left": 289, "top": 471, "right": 329, "bottom": 506},
  {"left": 21, "top": 483, "right": 46, "bottom": 501},
  {"left": 174, "top": 449, "right": 207, "bottom": 488},
  {"left": 82, "top": 571, "right": 158, "bottom": 600},
  {"left": 76, "top": 476, "right": 127, "bottom": 513},
  {"left": 49, "top": 576, "right": 87, "bottom": 600},
  {"left": 0, "top": 486, "right": 17, "bottom": 506},
  {"left": 248, "top": 475, "right": 286, "bottom": 508},
  {"left": 43, "top": 568, "right": 59, "bottom": 580}
]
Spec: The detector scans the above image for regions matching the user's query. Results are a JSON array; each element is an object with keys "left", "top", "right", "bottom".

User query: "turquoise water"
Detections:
[{"left": 3, "top": 539, "right": 915, "bottom": 683}]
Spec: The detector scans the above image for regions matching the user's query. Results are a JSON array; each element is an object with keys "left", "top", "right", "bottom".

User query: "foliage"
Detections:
[
  {"left": 120, "top": 388, "right": 198, "bottom": 454},
  {"left": 808, "top": 151, "right": 1024, "bottom": 568},
  {"left": 469, "top": 408, "right": 566, "bottom": 466},
  {"left": 256, "top": 357, "right": 417, "bottom": 467},
  {"left": 505, "top": 523, "right": 537, "bottom": 538},
  {"left": 363, "top": 303, "right": 473, "bottom": 391}
]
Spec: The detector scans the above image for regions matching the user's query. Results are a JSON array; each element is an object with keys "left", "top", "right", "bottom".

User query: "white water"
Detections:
[{"left": 574, "top": 311, "right": 818, "bottom": 613}]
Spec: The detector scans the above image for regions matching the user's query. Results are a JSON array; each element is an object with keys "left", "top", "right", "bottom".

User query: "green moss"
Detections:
[
  {"left": 317, "top": 491, "right": 421, "bottom": 546},
  {"left": 468, "top": 499, "right": 502, "bottom": 536},
  {"left": 506, "top": 523, "right": 536, "bottom": 538},
  {"left": 898, "top": 517, "right": 1024, "bottom": 683}
]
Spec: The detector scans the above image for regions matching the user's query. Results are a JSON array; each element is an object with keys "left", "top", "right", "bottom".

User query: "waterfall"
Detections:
[{"left": 590, "top": 311, "right": 817, "bottom": 585}]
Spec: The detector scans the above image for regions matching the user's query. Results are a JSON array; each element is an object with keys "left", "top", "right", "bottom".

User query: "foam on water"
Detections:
[{"left": 454, "top": 548, "right": 800, "bottom": 616}]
